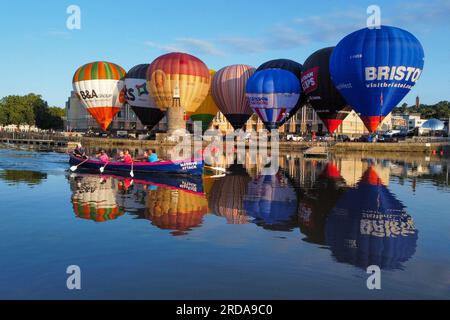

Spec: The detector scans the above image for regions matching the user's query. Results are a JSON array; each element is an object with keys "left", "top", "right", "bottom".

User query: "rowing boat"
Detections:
[{"left": 68, "top": 154, "right": 204, "bottom": 175}]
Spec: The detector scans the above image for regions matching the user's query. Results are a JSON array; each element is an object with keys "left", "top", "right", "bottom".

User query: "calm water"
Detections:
[{"left": 0, "top": 146, "right": 449, "bottom": 299}]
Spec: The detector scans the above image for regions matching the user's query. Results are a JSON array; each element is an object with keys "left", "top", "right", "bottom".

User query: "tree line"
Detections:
[
  {"left": 0, "top": 94, "right": 64, "bottom": 130},
  {"left": 394, "top": 100, "right": 450, "bottom": 119}
]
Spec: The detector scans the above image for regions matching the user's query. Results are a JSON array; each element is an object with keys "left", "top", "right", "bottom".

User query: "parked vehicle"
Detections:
[
  {"left": 287, "top": 134, "right": 303, "bottom": 142},
  {"left": 336, "top": 134, "right": 350, "bottom": 142}
]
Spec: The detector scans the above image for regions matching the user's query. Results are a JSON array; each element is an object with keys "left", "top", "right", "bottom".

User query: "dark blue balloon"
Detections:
[
  {"left": 246, "top": 68, "right": 300, "bottom": 94},
  {"left": 330, "top": 26, "right": 424, "bottom": 132}
]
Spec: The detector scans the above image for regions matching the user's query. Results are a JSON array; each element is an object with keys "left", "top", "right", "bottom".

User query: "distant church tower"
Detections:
[{"left": 415, "top": 96, "right": 420, "bottom": 108}]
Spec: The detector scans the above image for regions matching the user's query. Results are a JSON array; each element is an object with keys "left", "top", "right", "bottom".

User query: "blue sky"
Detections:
[{"left": 0, "top": 0, "right": 448, "bottom": 107}]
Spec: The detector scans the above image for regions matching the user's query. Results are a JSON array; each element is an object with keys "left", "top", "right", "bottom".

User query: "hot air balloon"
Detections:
[
  {"left": 69, "top": 175, "right": 124, "bottom": 222},
  {"left": 124, "top": 64, "right": 165, "bottom": 131},
  {"left": 256, "top": 59, "right": 306, "bottom": 123},
  {"left": 212, "top": 64, "right": 255, "bottom": 130},
  {"left": 246, "top": 69, "right": 301, "bottom": 130},
  {"left": 146, "top": 52, "right": 210, "bottom": 116},
  {"left": 73, "top": 61, "right": 126, "bottom": 131},
  {"left": 190, "top": 70, "right": 219, "bottom": 132},
  {"left": 325, "top": 166, "right": 418, "bottom": 269},
  {"left": 243, "top": 171, "right": 298, "bottom": 231},
  {"left": 330, "top": 26, "right": 425, "bottom": 133},
  {"left": 301, "top": 47, "right": 351, "bottom": 133}
]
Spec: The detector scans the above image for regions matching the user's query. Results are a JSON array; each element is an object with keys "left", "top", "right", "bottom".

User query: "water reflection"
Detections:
[
  {"left": 243, "top": 171, "right": 298, "bottom": 231},
  {"left": 143, "top": 186, "right": 208, "bottom": 236},
  {"left": 208, "top": 164, "right": 251, "bottom": 224},
  {"left": 298, "top": 163, "right": 348, "bottom": 244},
  {"left": 69, "top": 175, "right": 125, "bottom": 222},
  {"left": 325, "top": 166, "right": 418, "bottom": 270},
  {"left": 65, "top": 152, "right": 449, "bottom": 266},
  {"left": 69, "top": 172, "right": 208, "bottom": 235},
  {"left": 0, "top": 170, "right": 47, "bottom": 186}
]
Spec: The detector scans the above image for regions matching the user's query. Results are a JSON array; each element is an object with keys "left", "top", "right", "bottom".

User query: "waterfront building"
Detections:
[
  {"left": 65, "top": 91, "right": 397, "bottom": 137},
  {"left": 0, "top": 124, "right": 39, "bottom": 132},
  {"left": 211, "top": 105, "right": 391, "bottom": 137}
]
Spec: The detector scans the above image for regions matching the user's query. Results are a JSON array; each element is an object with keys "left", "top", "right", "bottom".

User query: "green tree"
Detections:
[
  {"left": 0, "top": 94, "right": 65, "bottom": 130},
  {"left": 0, "top": 95, "right": 35, "bottom": 128},
  {"left": 393, "top": 100, "right": 450, "bottom": 119}
]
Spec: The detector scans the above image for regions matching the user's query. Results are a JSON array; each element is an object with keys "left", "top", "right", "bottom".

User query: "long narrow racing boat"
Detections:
[{"left": 69, "top": 154, "right": 204, "bottom": 175}]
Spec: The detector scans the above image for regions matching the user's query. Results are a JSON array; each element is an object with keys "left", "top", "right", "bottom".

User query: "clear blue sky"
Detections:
[{"left": 0, "top": 0, "right": 448, "bottom": 107}]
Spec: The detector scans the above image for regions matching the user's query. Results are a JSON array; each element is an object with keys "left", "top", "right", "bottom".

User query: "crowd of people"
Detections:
[{"left": 73, "top": 143, "right": 159, "bottom": 163}]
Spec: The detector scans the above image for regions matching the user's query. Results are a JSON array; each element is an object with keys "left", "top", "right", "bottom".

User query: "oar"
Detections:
[
  {"left": 130, "top": 161, "right": 134, "bottom": 178},
  {"left": 70, "top": 158, "right": 89, "bottom": 172},
  {"left": 100, "top": 161, "right": 108, "bottom": 173},
  {"left": 204, "top": 165, "right": 227, "bottom": 173},
  {"left": 205, "top": 173, "right": 226, "bottom": 179}
]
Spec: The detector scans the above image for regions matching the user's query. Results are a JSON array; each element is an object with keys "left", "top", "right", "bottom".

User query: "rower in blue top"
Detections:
[{"left": 148, "top": 149, "right": 159, "bottom": 163}]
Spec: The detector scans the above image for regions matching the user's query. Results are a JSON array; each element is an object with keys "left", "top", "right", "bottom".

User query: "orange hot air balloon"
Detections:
[
  {"left": 212, "top": 64, "right": 255, "bottom": 130},
  {"left": 145, "top": 187, "right": 208, "bottom": 236},
  {"left": 146, "top": 52, "right": 211, "bottom": 117},
  {"left": 73, "top": 61, "right": 126, "bottom": 131},
  {"left": 190, "top": 69, "right": 219, "bottom": 132}
]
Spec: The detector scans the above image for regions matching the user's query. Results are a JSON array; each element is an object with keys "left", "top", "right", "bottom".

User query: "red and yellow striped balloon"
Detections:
[
  {"left": 146, "top": 52, "right": 210, "bottom": 115},
  {"left": 73, "top": 61, "right": 126, "bottom": 131}
]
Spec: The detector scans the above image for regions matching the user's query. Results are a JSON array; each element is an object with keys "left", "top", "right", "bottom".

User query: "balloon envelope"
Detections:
[
  {"left": 330, "top": 26, "right": 425, "bottom": 132},
  {"left": 301, "top": 47, "right": 351, "bottom": 133},
  {"left": 256, "top": 59, "right": 306, "bottom": 123},
  {"left": 125, "top": 64, "right": 164, "bottom": 131},
  {"left": 73, "top": 61, "right": 126, "bottom": 131},
  {"left": 147, "top": 52, "right": 211, "bottom": 115},
  {"left": 246, "top": 69, "right": 301, "bottom": 130},
  {"left": 190, "top": 69, "right": 219, "bottom": 132},
  {"left": 212, "top": 64, "right": 255, "bottom": 130}
]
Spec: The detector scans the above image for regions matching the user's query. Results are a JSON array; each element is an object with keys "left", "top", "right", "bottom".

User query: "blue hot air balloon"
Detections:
[
  {"left": 256, "top": 59, "right": 306, "bottom": 124},
  {"left": 246, "top": 69, "right": 301, "bottom": 130},
  {"left": 330, "top": 26, "right": 425, "bottom": 132}
]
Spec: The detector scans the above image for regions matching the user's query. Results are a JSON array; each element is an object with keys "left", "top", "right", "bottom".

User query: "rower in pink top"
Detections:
[
  {"left": 96, "top": 150, "right": 109, "bottom": 162},
  {"left": 123, "top": 150, "right": 133, "bottom": 164}
]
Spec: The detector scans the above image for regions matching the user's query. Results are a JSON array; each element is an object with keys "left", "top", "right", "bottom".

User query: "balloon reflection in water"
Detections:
[
  {"left": 298, "top": 163, "right": 348, "bottom": 244},
  {"left": 115, "top": 178, "right": 147, "bottom": 215},
  {"left": 209, "top": 164, "right": 251, "bottom": 224},
  {"left": 244, "top": 171, "right": 298, "bottom": 231},
  {"left": 70, "top": 175, "right": 124, "bottom": 223},
  {"left": 325, "top": 166, "right": 418, "bottom": 270},
  {"left": 145, "top": 187, "right": 208, "bottom": 236}
]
